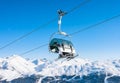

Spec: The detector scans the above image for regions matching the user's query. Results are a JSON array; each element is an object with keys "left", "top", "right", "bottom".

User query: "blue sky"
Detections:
[{"left": 0, "top": 0, "right": 120, "bottom": 60}]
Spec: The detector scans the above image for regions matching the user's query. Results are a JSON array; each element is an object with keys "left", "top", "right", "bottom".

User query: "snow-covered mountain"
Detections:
[
  {"left": 36, "top": 58, "right": 120, "bottom": 76},
  {"left": 0, "top": 55, "right": 120, "bottom": 83},
  {"left": 0, "top": 55, "right": 36, "bottom": 81}
]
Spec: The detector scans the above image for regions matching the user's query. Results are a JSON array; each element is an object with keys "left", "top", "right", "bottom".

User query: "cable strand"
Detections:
[{"left": 0, "top": 17, "right": 57, "bottom": 50}]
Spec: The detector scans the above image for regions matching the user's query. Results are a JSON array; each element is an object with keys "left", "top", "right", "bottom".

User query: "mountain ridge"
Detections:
[{"left": 0, "top": 55, "right": 120, "bottom": 83}]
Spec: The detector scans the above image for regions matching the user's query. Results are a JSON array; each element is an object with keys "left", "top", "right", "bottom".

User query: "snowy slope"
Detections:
[
  {"left": 33, "top": 58, "right": 51, "bottom": 72},
  {"left": 0, "top": 55, "right": 120, "bottom": 82},
  {"left": 0, "top": 55, "right": 36, "bottom": 81},
  {"left": 38, "top": 58, "right": 120, "bottom": 76}
]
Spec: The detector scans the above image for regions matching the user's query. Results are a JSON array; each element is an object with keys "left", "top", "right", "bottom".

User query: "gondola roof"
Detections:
[{"left": 49, "top": 38, "right": 73, "bottom": 45}]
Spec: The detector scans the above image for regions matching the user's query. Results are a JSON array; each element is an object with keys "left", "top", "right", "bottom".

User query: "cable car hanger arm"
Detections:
[{"left": 57, "top": 10, "right": 69, "bottom": 36}]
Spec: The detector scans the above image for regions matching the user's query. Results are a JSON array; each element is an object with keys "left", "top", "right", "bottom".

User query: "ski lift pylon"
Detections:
[{"left": 49, "top": 10, "right": 78, "bottom": 61}]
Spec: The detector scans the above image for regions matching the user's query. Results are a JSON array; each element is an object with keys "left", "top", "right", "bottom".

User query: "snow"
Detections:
[
  {"left": 0, "top": 55, "right": 120, "bottom": 81},
  {"left": 38, "top": 58, "right": 120, "bottom": 76},
  {"left": 33, "top": 58, "right": 51, "bottom": 72},
  {"left": 0, "top": 55, "right": 36, "bottom": 81},
  {"left": 38, "top": 58, "right": 90, "bottom": 76}
]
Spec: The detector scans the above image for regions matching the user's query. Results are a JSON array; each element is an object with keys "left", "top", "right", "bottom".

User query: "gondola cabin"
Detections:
[{"left": 49, "top": 38, "right": 76, "bottom": 58}]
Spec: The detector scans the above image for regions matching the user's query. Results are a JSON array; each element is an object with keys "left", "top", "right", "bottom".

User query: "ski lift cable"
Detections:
[
  {"left": 0, "top": 0, "right": 90, "bottom": 51},
  {"left": 67, "top": 0, "right": 91, "bottom": 14},
  {"left": 0, "top": 18, "right": 57, "bottom": 50},
  {"left": 20, "top": 13, "right": 120, "bottom": 55},
  {"left": 20, "top": 43, "right": 48, "bottom": 55},
  {"left": 70, "top": 14, "right": 120, "bottom": 36}
]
